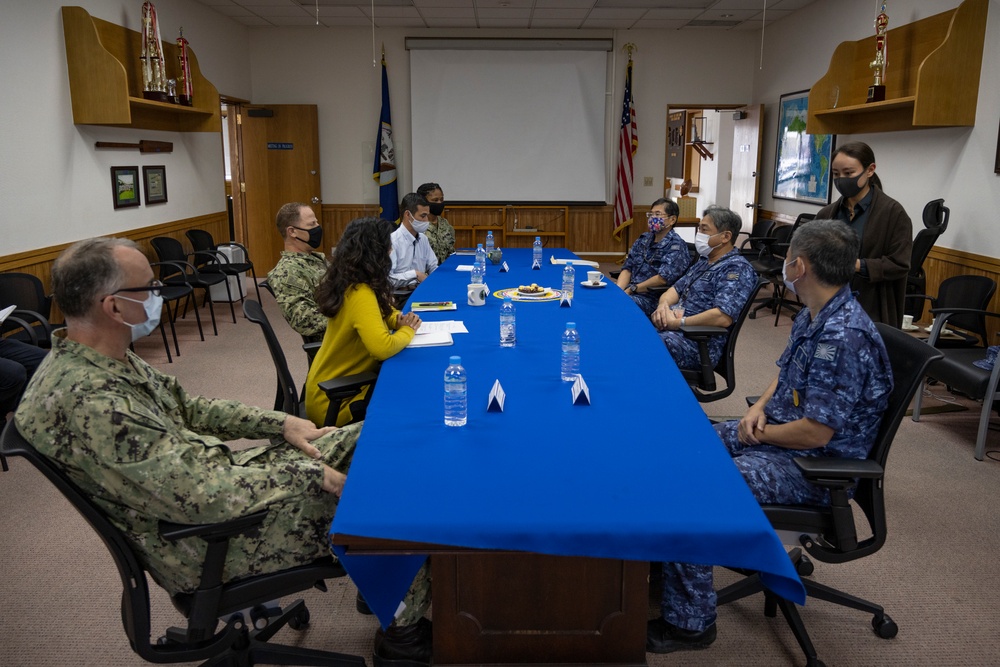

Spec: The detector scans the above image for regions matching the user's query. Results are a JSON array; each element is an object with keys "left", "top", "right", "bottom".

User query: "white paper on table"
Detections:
[
  {"left": 456, "top": 265, "right": 474, "bottom": 271},
  {"left": 406, "top": 331, "right": 454, "bottom": 348},
  {"left": 549, "top": 257, "right": 600, "bottom": 268},
  {"left": 415, "top": 320, "right": 469, "bottom": 335}
]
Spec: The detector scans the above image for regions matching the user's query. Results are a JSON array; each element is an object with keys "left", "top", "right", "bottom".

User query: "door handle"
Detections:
[
  {"left": 311, "top": 197, "right": 321, "bottom": 204},
  {"left": 745, "top": 203, "right": 761, "bottom": 209}
]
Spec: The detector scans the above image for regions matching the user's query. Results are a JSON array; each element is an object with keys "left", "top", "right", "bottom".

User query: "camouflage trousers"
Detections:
[{"left": 660, "top": 420, "right": 826, "bottom": 631}]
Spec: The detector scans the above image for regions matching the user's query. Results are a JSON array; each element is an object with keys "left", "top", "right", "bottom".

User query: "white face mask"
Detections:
[
  {"left": 694, "top": 232, "right": 720, "bottom": 258},
  {"left": 782, "top": 257, "right": 800, "bottom": 295},
  {"left": 117, "top": 292, "right": 164, "bottom": 341},
  {"left": 410, "top": 217, "right": 430, "bottom": 234}
]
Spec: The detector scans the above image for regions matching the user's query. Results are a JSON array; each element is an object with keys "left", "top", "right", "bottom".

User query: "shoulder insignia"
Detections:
[{"left": 814, "top": 343, "right": 839, "bottom": 362}]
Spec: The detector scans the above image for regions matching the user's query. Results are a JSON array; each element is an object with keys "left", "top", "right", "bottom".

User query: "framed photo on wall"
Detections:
[
  {"left": 143, "top": 165, "right": 168, "bottom": 204},
  {"left": 111, "top": 166, "right": 140, "bottom": 209},
  {"left": 772, "top": 90, "right": 835, "bottom": 206}
]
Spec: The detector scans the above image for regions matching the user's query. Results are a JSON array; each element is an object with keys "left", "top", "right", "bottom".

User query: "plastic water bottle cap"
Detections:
[
  {"left": 566, "top": 322, "right": 576, "bottom": 329},
  {"left": 450, "top": 355, "right": 461, "bottom": 364},
  {"left": 503, "top": 295, "right": 512, "bottom": 302},
  {"left": 535, "top": 236, "right": 541, "bottom": 241}
]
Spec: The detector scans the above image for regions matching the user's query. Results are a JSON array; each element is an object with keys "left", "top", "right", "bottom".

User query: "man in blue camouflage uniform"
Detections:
[
  {"left": 652, "top": 206, "right": 757, "bottom": 370},
  {"left": 616, "top": 198, "right": 692, "bottom": 315},
  {"left": 648, "top": 219, "right": 893, "bottom": 654},
  {"left": 14, "top": 237, "right": 433, "bottom": 666},
  {"left": 267, "top": 202, "right": 329, "bottom": 344}
]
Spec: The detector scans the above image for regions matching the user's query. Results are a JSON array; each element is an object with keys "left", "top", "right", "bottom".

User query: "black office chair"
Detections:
[
  {"left": 0, "top": 422, "right": 367, "bottom": 667},
  {"left": 151, "top": 237, "right": 237, "bottom": 335},
  {"left": 906, "top": 275, "right": 995, "bottom": 348},
  {"left": 905, "top": 198, "right": 949, "bottom": 321},
  {"left": 911, "top": 300, "right": 1000, "bottom": 461},
  {"left": 0, "top": 272, "right": 55, "bottom": 347},
  {"left": 747, "top": 223, "right": 801, "bottom": 325},
  {"left": 257, "top": 279, "right": 321, "bottom": 367},
  {"left": 679, "top": 278, "right": 767, "bottom": 402},
  {"left": 717, "top": 323, "right": 943, "bottom": 667},
  {"left": 186, "top": 229, "right": 263, "bottom": 304},
  {"left": 242, "top": 300, "right": 375, "bottom": 425},
  {"left": 736, "top": 218, "right": 777, "bottom": 260},
  {"left": 148, "top": 261, "right": 201, "bottom": 362}
]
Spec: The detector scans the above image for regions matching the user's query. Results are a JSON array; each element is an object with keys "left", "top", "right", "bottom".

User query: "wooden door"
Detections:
[
  {"left": 729, "top": 104, "right": 764, "bottom": 233},
  {"left": 236, "top": 104, "right": 322, "bottom": 273}
]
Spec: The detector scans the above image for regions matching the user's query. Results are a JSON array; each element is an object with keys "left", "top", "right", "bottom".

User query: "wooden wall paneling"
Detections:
[
  {"left": 923, "top": 246, "right": 1000, "bottom": 341},
  {"left": 321, "top": 204, "right": 380, "bottom": 248},
  {"left": 0, "top": 212, "right": 228, "bottom": 323}
]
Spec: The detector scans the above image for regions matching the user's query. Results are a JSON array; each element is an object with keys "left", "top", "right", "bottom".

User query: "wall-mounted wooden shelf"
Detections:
[
  {"left": 807, "top": 0, "right": 986, "bottom": 135},
  {"left": 61, "top": 6, "right": 221, "bottom": 132},
  {"left": 444, "top": 205, "right": 570, "bottom": 249}
]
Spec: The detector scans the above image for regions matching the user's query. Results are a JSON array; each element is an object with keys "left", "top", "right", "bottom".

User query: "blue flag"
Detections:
[{"left": 373, "top": 55, "right": 399, "bottom": 223}]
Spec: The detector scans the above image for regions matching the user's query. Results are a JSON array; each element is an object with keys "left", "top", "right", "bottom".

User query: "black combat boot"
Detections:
[{"left": 373, "top": 617, "right": 432, "bottom": 667}]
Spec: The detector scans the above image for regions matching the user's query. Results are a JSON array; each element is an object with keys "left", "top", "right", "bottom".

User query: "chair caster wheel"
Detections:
[
  {"left": 749, "top": 312, "right": 757, "bottom": 320},
  {"left": 288, "top": 606, "right": 310, "bottom": 630},
  {"left": 872, "top": 613, "right": 898, "bottom": 639},
  {"left": 796, "top": 554, "right": 814, "bottom": 577},
  {"left": 804, "top": 659, "right": 827, "bottom": 667}
]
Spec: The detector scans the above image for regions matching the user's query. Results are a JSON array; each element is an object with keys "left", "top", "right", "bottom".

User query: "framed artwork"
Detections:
[
  {"left": 111, "top": 166, "right": 140, "bottom": 209},
  {"left": 772, "top": 90, "right": 835, "bottom": 205},
  {"left": 143, "top": 165, "right": 168, "bottom": 204}
]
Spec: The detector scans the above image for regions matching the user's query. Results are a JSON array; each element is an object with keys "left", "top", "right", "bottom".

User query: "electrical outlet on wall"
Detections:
[{"left": 643, "top": 176, "right": 653, "bottom": 187}]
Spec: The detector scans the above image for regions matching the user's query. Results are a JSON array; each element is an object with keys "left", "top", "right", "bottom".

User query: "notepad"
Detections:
[
  {"left": 0, "top": 305, "right": 15, "bottom": 324},
  {"left": 410, "top": 301, "right": 457, "bottom": 312},
  {"left": 406, "top": 331, "right": 454, "bottom": 348}
]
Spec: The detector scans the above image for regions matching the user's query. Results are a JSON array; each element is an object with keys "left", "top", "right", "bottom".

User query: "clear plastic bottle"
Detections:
[
  {"left": 532, "top": 236, "right": 543, "bottom": 266},
  {"left": 485, "top": 230, "right": 495, "bottom": 256},
  {"left": 444, "top": 356, "right": 467, "bottom": 427},
  {"left": 500, "top": 296, "right": 516, "bottom": 348},
  {"left": 472, "top": 243, "right": 486, "bottom": 284},
  {"left": 561, "top": 322, "right": 580, "bottom": 382},
  {"left": 561, "top": 261, "right": 575, "bottom": 301}
]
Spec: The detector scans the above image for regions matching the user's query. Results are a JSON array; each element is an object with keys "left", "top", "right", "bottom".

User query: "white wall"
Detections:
[
  {"left": 247, "top": 26, "right": 758, "bottom": 209},
  {"left": 0, "top": 0, "right": 251, "bottom": 255},
  {"left": 753, "top": 0, "right": 1000, "bottom": 257}
]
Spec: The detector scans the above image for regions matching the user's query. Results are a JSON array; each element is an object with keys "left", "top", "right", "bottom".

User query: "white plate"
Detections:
[
  {"left": 901, "top": 323, "right": 919, "bottom": 332},
  {"left": 517, "top": 288, "right": 549, "bottom": 297},
  {"left": 923, "top": 326, "right": 954, "bottom": 335},
  {"left": 580, "top": 280, "right": 606, "bottom": 288}
]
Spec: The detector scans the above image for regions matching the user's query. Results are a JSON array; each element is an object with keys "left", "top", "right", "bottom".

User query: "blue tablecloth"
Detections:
[{"left": 330, "top": 248, "right": 803, "bottom": 627}]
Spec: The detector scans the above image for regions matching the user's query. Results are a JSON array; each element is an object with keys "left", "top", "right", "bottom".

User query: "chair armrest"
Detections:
[
  {"left": 318, "top": 371, "right": 379, "bottom": 401},
  {"left": 679, "top": 324, "right": 727, "bottom": 340},
  {"left": 3, "top": 310, "right": 52, "bottom": 345},
  {"left": 1, "top": 316, "right": 40, "bottom": 345},
  {"left": 903, "top": 293, "right": 934, "bottom": 304},
  {"left": 925, "top": 307, "right": 1000, "bottom": 344},
  {"left": 793, "top": 456, "right": 884, "bottom": 484},
  {"left": 645, "top": 285, "right": 669, "bottom": 299},
  {"left": 151, "top": 261, "right": 193, "bottom": 284},
  {"left": 218, "top": 241, "right": 251, "bottom": 257},
  {"left": 159, "top": 509, "right": 269, "bottom": 543},
  {"left": 189, "top": 250, "right": 228, "bottom": 266}
]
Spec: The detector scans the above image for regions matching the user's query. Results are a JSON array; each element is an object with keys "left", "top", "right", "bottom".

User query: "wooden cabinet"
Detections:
[
  {"left": 444, "top": 205, "right": 570, "bottom": 249},
  {"left": 807, "top": 0, "right": 986, "bottom": 135},
  {"left": 61, "top": 6, "right": 221, "bottom": 132}
]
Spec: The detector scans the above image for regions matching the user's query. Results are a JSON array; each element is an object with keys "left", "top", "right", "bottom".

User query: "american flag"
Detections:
[{"left": 613, "top": 58, "right": 637, "bottom": 241}]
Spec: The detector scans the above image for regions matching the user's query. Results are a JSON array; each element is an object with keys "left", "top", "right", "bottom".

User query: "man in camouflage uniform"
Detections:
[
  {"left": 651, "top": 206, "right": 757, "bottom": 370},
  {"left": 648, "top": 220, "right": 893, "bottom": 654},
  {"left": 14, "top": 237, "right": 432, "bottom": 665},
  {"left": 267, "top": 202, "right": 328, "bottom": 343}
]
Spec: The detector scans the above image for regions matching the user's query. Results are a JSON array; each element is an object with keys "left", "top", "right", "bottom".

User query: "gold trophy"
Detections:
[
  {"left": 867, "top": 2, "right": 888, "bottom": 103},
  {"left": 176, "top": 28, "right": 193, "bottom": 107}
]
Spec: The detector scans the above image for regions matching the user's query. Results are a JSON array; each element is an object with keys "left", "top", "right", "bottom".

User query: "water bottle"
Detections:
[
  {"left": 561, "top": 261, "right": 575, "bottom": 301},
  {"left": 472, "top": 243, "right": 486, "bottom": 284},
  {"left": 444, "top": 356, "right": 467, "bottom": 427},
  {"left": 532, "top": 236, "right": 543, "bottom": 266},
  {"left": 500, "top": 296, "right": 516, "bottom": 348},
  {"left": 485, "top": 230, "right": 495, "bottom": 256},
  {"left": 561, "top": 322, "right": 580, "bottom": 382}
]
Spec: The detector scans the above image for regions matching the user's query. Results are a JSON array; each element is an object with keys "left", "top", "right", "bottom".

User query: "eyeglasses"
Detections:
[
  {"left": 646, "top": 212, "right": 674, "bottom": 219},
  {"left": 113, "top": 280, "right": 164, "bottom": 297}
]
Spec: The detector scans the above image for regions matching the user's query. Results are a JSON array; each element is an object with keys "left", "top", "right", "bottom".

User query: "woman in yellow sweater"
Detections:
[{"left": 305, "top": 218, "right": 422, "bottom": 426}]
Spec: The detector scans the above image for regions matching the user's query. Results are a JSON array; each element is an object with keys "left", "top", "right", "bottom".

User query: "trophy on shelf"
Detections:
[
  {"left": 140, "top": 1, "right": 168, "bottom": 102},
  {"left": 867, "top": 2, "right": 888, "bottom": 103},
  {"left": 176, "top": 27, "right": 193, "bottom": 106}
]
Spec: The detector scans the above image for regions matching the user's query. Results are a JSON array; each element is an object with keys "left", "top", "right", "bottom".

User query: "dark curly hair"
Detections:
[{"left": 315, "top": 217, "right": 396, "bottom": 319}]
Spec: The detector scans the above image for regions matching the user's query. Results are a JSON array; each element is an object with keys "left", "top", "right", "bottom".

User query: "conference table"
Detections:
[{"left": 330, "top": 248, "right": 803, "bottom": 665}]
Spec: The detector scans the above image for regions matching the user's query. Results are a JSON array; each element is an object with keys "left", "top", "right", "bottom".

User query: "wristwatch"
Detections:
[{"left": 629, "top": 284, "right": 638, "bottom": 294}]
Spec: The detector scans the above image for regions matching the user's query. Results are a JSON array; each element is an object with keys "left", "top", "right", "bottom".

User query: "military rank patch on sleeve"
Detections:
[{"left": 814, "top": 343, "right": 839, "bottom": 362}]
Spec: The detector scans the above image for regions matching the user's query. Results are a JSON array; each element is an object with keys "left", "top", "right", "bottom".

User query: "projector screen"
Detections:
[{"left": 409, "top": 46, "right": 609, "bottom": 204}]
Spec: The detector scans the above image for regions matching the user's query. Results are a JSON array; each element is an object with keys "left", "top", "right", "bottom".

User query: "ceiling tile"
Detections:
[
  {"left": 242, "top": 5, "right": 314, "bottom": 16},
  {"left": 373, "top": 17, "right": 431, "bottom": 25},
  {"left": 424, "top": 17, "right": 481, "bottom": 26},
  {"left": 237, "top": 16, "right": 275, "bottom": 25},
  {"left": 478, "top": 8, "right": 532, "bottom": 18},
  {"left": 534, "top": 0, "right": 595, "bottom": 7},
  {"left": 587, "top": 8, "right": 645, "bottom": 19},
  {"left": 358, "top": 6, "right": 423, "bottom": 16},
  {"left": 641, "top": 8, "right": 701, "bottom": 20},
  {"left": 477, "top": 17, "right": 532, "bottom": 27},
  {"left": 323, "top": 16, "right": 377, "bottom": 25},
  {"left": 529, "top": 18, "right": 585, "bottom": 28},
  {"left": 630, "top": 19, "right": 689, "bottom": 29},
  {"left": 413, "top": 0, "right": 475, "bottom": 7},
  {"left": 241, "top": 0, "right": 303, "bottom": 6},
  {"left": 210, "top": 6, "right": 257, "bottom": 16},
  {"left": 532, "top": 8, "right": 589, "bottom": 19},
  {"left": 581, "top": 18, "right": 639, "bottom": 28},
  {"left": 420, "top": 7, "right": 476, "bottom": 17}
]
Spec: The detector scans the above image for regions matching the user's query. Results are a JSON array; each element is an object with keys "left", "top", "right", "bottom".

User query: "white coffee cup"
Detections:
[
  {"left": 467, "top": 283, "right": 488, "bottom": 306},
  {"left": 587, "top": 270, "right": 604, "bottom": 285},
  {"left": 902, "top": 314, "right": 914, "bottom": 329}
]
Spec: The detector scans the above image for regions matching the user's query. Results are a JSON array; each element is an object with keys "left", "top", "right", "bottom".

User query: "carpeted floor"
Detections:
[{"left": 2, "top": 281, "right": 999, "bottom": 666}]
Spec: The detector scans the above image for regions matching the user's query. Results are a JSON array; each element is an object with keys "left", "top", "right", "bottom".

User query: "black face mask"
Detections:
[
  {"left": 834, "top": 172, "right": 867, "bottom": 199},
  {"left": 428, "top": 201, "right": 446, "bottom": 217},
  {"left": 292, "top": 225, "right": 323, "bottom": 249}
]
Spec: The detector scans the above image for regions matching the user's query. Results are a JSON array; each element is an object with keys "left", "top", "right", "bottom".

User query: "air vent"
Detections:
[{"left": 686, "top": 19, "right": 742, "bottom": 27}]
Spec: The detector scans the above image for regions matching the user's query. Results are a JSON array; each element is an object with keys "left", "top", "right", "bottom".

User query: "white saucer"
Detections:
[
  {"left": 580, "top": 280, "right": 606, "bottom": 288},
  {"left": 901, "top": 323, "right": 919, "bottom": 332}
]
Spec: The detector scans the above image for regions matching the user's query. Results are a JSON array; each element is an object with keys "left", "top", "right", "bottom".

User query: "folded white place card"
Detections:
[
  {"left": 406, "top": 331, "right": 454, "bottom": 348},
  {"left": 531, "top": 260, "right": 541, "bottom": 270},
  {"left": 550, "top": 257, "right": 600, "bottom": 268},
  {"left": 499, "top": 261, "right": 510, "bottom": 273},
  {"left": 0, "top": 304, "right": 15, "bottom": 325},
  {"left": 487, "top": 379, "right": 506, "bottom": 412},
  {"left": 559, "top": 295, "right": 572, "bottom": 308},
  {"left": 571, "top": 375, "right": 590, "bottom": 405}
]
